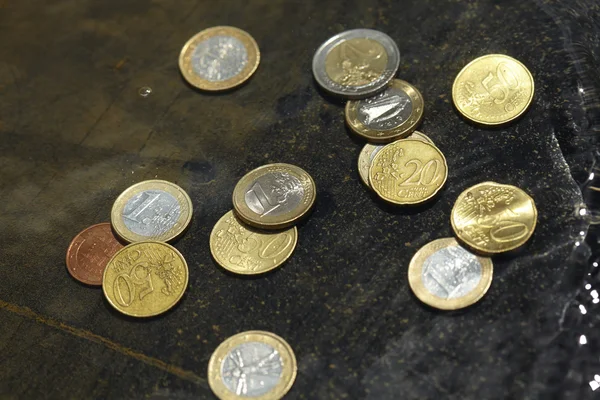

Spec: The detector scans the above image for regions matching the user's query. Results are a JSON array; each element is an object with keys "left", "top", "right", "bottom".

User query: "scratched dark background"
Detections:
[{"left": 1, "top": 0, "right": 600, "bottom": 399}]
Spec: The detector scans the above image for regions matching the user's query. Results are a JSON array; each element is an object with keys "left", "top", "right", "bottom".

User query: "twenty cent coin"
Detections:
[
  {"left": 179, "top": 26, "right": 260, "bottom": 91},
  {"left": 210, "top": 210, "right": 298, "bottom": 275},
  {"left": 313, "top": 29, "right": 400, "bottom": 99},
  {"left": 208, "top": 330, "right": 297, "bottom": 400},
  {"left": 452, "top": 54, "right": 534, "bottom": 125},
  {"left": 233, "top": 163, "right": 316, "bottom": 230},
  {"left": 66, "top": 223, "right": 124, "bottom": 285},
  {"left": 408, "top": 237, "right": 493, "bottom": 310},
  {"left": 111, "top": 180, "right": 193, "bottom": 243},
  {"left": 102, "top": 241, "right": 189, "bottom": 317},
  {"left": 369, "top": 140, "right": 448, "bottom": 204},
  {"left": 346, "top": 79, "right": 424, "bottom": 143},
  {"left": 451, "top": 181, "right": 537, "bottom": 254}
]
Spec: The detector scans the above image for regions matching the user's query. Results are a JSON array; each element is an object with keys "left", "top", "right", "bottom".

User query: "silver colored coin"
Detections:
[
  {"left": 220, "top": 341, "right": 283, "bottom": 397},
  {"left": 191, "top": 35, "right": 248, "bottom": 82},
  {"left": 244, "top": 172, "right": 305, "bottom": 218},
  {"left": 357, "top": 85, "right": 413, "bottom": 130},
  {"left": 312, "top": 29, "right": 400, "bottom": 99},
  {"left": 122, "top": 189, "right": 181, "bottom": 238},
  {"left": 421, "top": 246, "right": 483, "bottom": 299}
]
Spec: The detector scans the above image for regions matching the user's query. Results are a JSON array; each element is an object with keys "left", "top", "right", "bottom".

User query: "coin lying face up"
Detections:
[
  {"left": 313, "top": 29, "right": 400, "bottom": 99},
  {"left": 451, "top": 181, "right": 537, "bottom": 254},
  {"left": 408, "top": 237, "right": 493, "bottom": 310},
  {"left": 111, "top": 180, "right": 193, "bottom": 243},
  {"left": 208, "top": 330, "right": 297, "bottom": 400},
  {"left": 233, "top": 163, "right": 316, "bottom": 230},
  {"left": 346, "top": 79, "right": 424, "bottom": 142},
  {"left": 179, "top": 26, "right": 260, "bottom": 91},
  {"left": 66, "top": 223, "right": 124, "bottom": 285},
  {"left": 210, "top": 210, "right": 298, "bottom": 275},
  {"left": 452, "top": 54, "right": 534, "bottom": 125}
]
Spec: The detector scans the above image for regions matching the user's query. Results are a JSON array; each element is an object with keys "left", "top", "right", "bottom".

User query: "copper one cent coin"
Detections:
[{"left": 66, "top": 223, "right": 124, "bottom": 285}]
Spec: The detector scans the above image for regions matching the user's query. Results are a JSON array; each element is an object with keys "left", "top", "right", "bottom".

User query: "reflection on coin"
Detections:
[
  {"left": 111, "top": 180, "right": 193, "bottom": 243},
  {"left": 451, "top": 181, "right": 537, "bottom": 254},
  {"left": 357, "top": 131, "right": 433, "bottom": 188},
  {"left": 179, "top": 26, "right": 260, "bottom": 91},
  {"left": 233, "top": 163, "right": 316, "bottom": 230},
  {"left": 66, "top": 223, "right": 124, "bottom": 285},
  {"left": 102, "top": 241, "right": 188, "bottom": 317},
  {"left": 313, "top": 29, "right": 400, "bottom": 99},
  {"left": 408, "top": 237, "right": 493, "bottom": 310},
  {"left": 369, "top": 140, "right": 448, "bottom": 204},
  {"left": 346, "top": 80, "right": 424, "bottom": 142},
  {"left": 452, "top": 54, "right": 534, "bottom": 125},
  {"left": 210, "top": 210, "right": 298, "bottom": 275},
  {"left": 208, "top": 330, "right": 297, "bottom": 400}
]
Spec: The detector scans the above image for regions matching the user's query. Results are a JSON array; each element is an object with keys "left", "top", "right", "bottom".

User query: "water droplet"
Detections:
[{"left": 139, "top": 86, "right": 152, "bottom": 97}]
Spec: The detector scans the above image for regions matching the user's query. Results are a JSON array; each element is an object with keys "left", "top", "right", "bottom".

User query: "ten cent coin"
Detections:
[
  {"left": 346, "top": 79, "right": 424, "bottom": 142},
  {"left": 451, "top": 181, "right": 538, "bottom": 254},
  {"left": 408, "top": 237, "right": 493, "bottom": 310},
  {"left": 66, "top": 223, "right": 124, "bottom": 286},
  {"left": 369, "top": 140, "right": 448, "bottom": 204},
  {"left": 102, "top": 241, "right": 188, "bottom": 317},
  {"left": 179, "top": 26, "right": 260, "bottom": 91},
  {"left": 452, "top": 54, "right": 534, "bottom": 125},
  {"left": 312, "top": 29, "right": 400, "bottom": 99},
  {"left": 208, "top": 330, "right": 297, "bottom": 400},
  {"left": 111, "top": 180, "right": 193, "bottom": 243},
  {"left": 210, "top": 210, "right": 298, "bottom": 275},
  {"left": 233, "top": 163, "right": 316, "bottom": 230}
]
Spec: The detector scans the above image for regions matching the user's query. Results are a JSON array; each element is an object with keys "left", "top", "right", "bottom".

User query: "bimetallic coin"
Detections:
[
  {"left": 369, "top": 140, "right": 448, "bottom": 204},
  {"left": 210, "top": 210, "right": 298, "bottom": 275},
  {"left": 102, "top": 241, "right": 188, "bottom": 317},
  {"left": 408, "top": 238, "right": 493, "bottom": 310},
  {"left": 208, "top": 330, "right": 297, "bottom": 400},
  {"left": 312, "top": 29, "right": 400, "bottom": 99},
  {"left": 346, "top": 80, "right": 424, "bottom": 142},
  {"left": 111, "top": 180, "right": 193, "bottom": 243},
  {"left": 451, "top": 182, "right": 537, "bottom": 254},
  {"left": 66, "top": 223, "right": 124, "bottom": 286},
  {"left": 233, "top": 163, "right": 316, "bottom": 230},
  {"left": 179, "top": 26, "right": 260, "bottom": 91},
  {"left": 452, "top": 54, "right": 534, "bottom": 125},
  {"left": 357, "top": 131, "right": 433, "bottom": 188}
]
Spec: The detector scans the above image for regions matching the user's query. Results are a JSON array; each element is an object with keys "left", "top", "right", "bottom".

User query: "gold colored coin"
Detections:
[
  {"left": 357, "top": 131, "right": 433, "bottom": 188},
  {"left": 208, "top": 330, "right": 297, "bottom": 400},
  {"left": 408, "top": 237, "right": 493, "bottom": 310},
  {"left": 345, "top": 79, "right": 424, "bottom": 143},
  {"left": 451, "top": 181, "right": 537, "bottom": 254},
  {"left": 369, "top": 140, "right": 448, "bottom": 204},
  {"left": 452, "top": 54, "right": 534, "bottom": 125},
  {"left": 179, "top": 26, "right": 260, "bottom": 91},
  {"left": 325, "top": 38, "right": 388, "bottom": 86},
  {"left": 102, "top": 241, "right": 188, "bottom": 317},
  {"left": 210, "top": 210, "right": 298, "bottom": 275},
  {"left": 111, "top": 180, "right": 193, "bottom": 243},
  {"left": 233, "top": 163, "right": 316, "bottom": 230}
]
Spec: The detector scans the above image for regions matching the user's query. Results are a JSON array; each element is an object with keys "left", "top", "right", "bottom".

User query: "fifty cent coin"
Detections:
[
  {"left": 179, "top": 26, "right": 260, "bottom": 91},
  {"left": 208, "top": 330, "right": 297, "bottom": 400},
  {"left": 111, "top": 180, "right": 193, "bottom": 243},
  {"left": 408, "top": 238, "right": 493, "bottom": 310},
  {"left": 346, "top": 79, "right": 424, "bottom": 143},
  {"left": 66, "top": 223, "right": 124, "bottom": 286},
  {"left": 313, "top": 29, "right": 400, "bottom": 99},
  {"left": 233, "top": 163, "right": 316, "bottom": 230},
  {"left": 102, "top": 241, "right": 189, "bottom": 317}
]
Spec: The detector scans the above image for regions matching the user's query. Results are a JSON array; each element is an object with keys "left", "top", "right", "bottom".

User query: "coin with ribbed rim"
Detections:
[
  {"left": 233, "top": 163, "right": 316, "bottom": 230},
  {"left": 346, "top": 79, "right": 424, "bottom": 143},
  {"left": 179, "top": 26, "right": 260, "bottom": 91},
  {"left": 208, "top": 330, "right": 297, "bottom": 400},
  {"left": 210, "top": 210, "right": 298, "bottom": 275},
  {"left": 408, "top": 237, "right": 493, "bottom": 310},
  {"left": 111, "top": 180, "right": 193, "bottom": 243}
]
